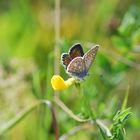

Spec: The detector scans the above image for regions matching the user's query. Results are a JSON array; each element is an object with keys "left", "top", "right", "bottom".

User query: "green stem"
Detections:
[
  {"left": 0, "top": 100, "right": 53, "bottom": 136},
  {"left": 54, "top": 96, "right": 90, "bottom": 122},
  {"left": 54, "top": 0, "right": 61, "bottom": 75},
  {"left": 81, "top": 88, "right": 111, "bottom": 140},
  {"left": 83, "top": 91, "right": 96, "bottom": 120},
  {"left": 121, "top": 85, "right": 129, "bottom": 111}
]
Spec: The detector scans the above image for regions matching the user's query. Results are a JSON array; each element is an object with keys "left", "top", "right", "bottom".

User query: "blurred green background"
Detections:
[{"left": 0, "top": 0, "right": 140, "bottom": 140}]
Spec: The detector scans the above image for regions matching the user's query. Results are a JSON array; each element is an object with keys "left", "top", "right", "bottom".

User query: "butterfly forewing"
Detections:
[
  {"left": 83, "top": 45, "right": 99, "bottom": 70},
  {"left": 61, "top": 43, "right": 84, "bottom": 69},
  {"left": 69, "top": 43, "right": 84, "bottom": 59}
]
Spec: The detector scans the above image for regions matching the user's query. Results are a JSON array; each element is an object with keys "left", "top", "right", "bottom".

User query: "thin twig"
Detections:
[
  {"left": 51, "top": 104, "right": 59, "bottom": 140},
  {"left": 54, "top": 0, "right": 61, "bottom": 138},
  {"left": 54, "top": 0, "right": 61, "bottom": 75},
  {"left": 54, "top": 96, "right": 90, "bottom": 122},
  {"left": 0, "top": 100, "right": 58, "bottom": 138},
  {"left": 59, "top": 123, "right": 94, "bottom": 140}
]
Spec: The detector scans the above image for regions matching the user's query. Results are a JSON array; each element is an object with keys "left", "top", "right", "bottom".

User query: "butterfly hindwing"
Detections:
[
  {"left": 67, "top": 57, "right": 87, "bottom": 79},
  {"left": 83, "top": 45, "right": 99, "bottom": 70},
  {"left": 69, "top": 43, "right": 84, "bottom": 59},
  {"left": 61, "top": 53, "right": 71, "bottom": 68}
]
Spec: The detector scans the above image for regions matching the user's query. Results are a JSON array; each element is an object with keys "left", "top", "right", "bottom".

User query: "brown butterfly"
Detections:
[{"left": 61, "top": 43, "right": 99, "bottom": 80}]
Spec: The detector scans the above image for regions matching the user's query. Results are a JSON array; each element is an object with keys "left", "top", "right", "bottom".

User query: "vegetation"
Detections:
[{"left": 0, "top": 0, "right": 140, "bottom": 140}]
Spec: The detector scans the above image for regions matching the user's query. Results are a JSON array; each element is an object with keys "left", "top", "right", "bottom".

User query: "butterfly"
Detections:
[{"left": 61, "top": 43, "right": 99, "bottom": 80}]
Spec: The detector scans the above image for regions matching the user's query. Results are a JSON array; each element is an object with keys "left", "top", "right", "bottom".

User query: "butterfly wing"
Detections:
[
  {"left": 69, "top": 43, "right": 84, "bottom": 59},
  {"left": 61, "top": 43, "right": 84, "bottom": 69},
  {"left": 67, "top": 57, "right": 87, "bottom": 80},
  {"left": 83, "top": 45, "right": 99, "bottom": 70},
  {"left": 61, "top": 53, "right": 71, "bottom": 68}
]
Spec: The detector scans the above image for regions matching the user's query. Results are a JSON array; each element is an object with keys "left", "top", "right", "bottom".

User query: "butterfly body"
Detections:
[{"left": 61, "top": 43, "right": 99, "bottom": 80}]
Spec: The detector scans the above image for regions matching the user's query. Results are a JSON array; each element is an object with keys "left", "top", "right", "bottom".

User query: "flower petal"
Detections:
[{"left": 51, "top": 75, "right": 75, "bottom": 90}]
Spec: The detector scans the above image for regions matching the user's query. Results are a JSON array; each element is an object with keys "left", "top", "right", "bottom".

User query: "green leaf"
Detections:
[
  {"left": 112, "top": 36, "right": 131, "bottom": 51},
  {"left": 96, "top": 119, "right": 112, "bottom": 138},
  {"left": 121, "top": 86, "right": 129, "bottom": 111},
  {"left": 113, "top": 107, "right": 132, "bottom": 123},
  {"left": 113, "top": 110, "right": 121, "bottom": 122},
  {"left": 98, "top": 53, "right": 111, "bottom": 73},
  {"left": 120, "top": 112, "right": 132, "bottom": 123},
  {"left": 118, "top": 6, "right": 140, "bottom": 36}
]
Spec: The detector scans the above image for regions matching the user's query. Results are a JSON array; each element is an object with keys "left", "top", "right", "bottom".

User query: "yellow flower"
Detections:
[{"left": 51, "top": 75, "right": 76, "bottom": 90}]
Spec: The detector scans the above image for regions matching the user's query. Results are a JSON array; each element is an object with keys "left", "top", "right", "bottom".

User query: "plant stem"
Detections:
[
  {"left": 81, "top": 87, "right": 96, "bottom": 120},
  {"left": 81, "top": 88, "right": 110, "bottom": 140},
  {"left": 54, "top": 0, "right": 61, "bottom": 76},
  {"left": 0, "top": 100, "right": 58, "bottom": 138},
  {"left": 54, "top": 96, "right": 90, "bottom": 122}
]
